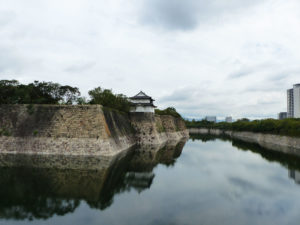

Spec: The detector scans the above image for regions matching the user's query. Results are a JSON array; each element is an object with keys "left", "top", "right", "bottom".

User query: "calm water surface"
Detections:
[{"left": 1, "top": 135, "right": 300, "bottom": 225}]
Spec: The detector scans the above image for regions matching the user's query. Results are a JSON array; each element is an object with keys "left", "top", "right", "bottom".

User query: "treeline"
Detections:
[
  {"left": 0, "top": 80, "right": 182, "bottom": 117},
  {"left": 155, "top": 107, "right": 182, "bottom": 118},
  {"left": 185, "top": 118, "right": 300, "bottom": 137},
  {"left": 0, "top": 80, "right": 80, "bottom": 105},
  {"left": 0, "top": 80, "right": 131, "bottom": 112}
]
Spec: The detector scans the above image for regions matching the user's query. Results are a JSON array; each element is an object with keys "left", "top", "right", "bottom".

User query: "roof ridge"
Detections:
[{"left": 133, "top": 91, "right": 150, "bottom": 98}]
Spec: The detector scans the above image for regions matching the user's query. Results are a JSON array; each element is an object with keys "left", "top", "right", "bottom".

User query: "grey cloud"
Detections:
[
  {"left": 227, "top": 62, "right": 276, "bottom": 79},
  {"left": 0, "top": 11, "right": 15, "bottom": 28},
  {"left": 245, "top": 85, "right": 281, "bottom": 93},
  {"left": 140, "top": 0, "right": 263, "bottom": 31},
  {"left": 158, "top": 84, "right": 284, "bottom": 119},
  {"left": 229, "top": 68, "right": 254, "bottom": 79},
  {"left": 64, "top": 62, "right": 96, "bottom": 73},
  {"left": 228, "top": 177, "right": 257, "bottom": 192},
  {"left": 140, "top": 0, "right": 199, "bottom": 30},
  {"left": 0, "top": 48, "right": 23, "bottom": 75},
  {"left": 160, "top": 85, "right": 228, "bottom": 104},
  {"left": 160, "top": 88, "right": 197, "bottom": 102},
  {"left": 244, "top": 70, "right": 299, "bottom": 93},
  {"left": 0, "top": 0, "right": 296, "bottom": 120}
]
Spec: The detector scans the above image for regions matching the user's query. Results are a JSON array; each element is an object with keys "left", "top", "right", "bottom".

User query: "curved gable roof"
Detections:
[{"left": 130, "top": 91, "right": 154, "bottom": 100}]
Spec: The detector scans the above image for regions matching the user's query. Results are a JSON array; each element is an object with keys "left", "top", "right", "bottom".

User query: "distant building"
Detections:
[
  {"left": 294, "top": 84, "right": 300, "bottom": 118},
  {"left": 278, "top": 112, "right": 287, "bottom": 120},
  {"left": 287, "top": 88, "right": 294, "bottom": 118},
  {"left": 225, "top": 116, "right": 233, "bottom": 123},
  {"left": 205, "top": 116, "right": 217, "bottom": 123},
  {"left": 287, "top": 84, "right": 300, "bottom": 118},
  {"left": 129, "top": 91, "right": 156, "bottom": 113}
]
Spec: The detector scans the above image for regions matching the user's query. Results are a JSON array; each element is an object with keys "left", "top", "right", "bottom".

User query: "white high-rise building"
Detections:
[
  {"left": 293, "top": 84, "right": 300, "bottom": 118},
  {"left": 287, "top": 84, "right": 300, "bottom": 118},
  {"left": 287, "top": 88, "right": 294, "bottom": 118}
]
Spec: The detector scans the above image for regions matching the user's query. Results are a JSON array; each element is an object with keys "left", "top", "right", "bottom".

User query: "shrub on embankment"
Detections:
[
  {"left": 88, "top": 87, "right": 131, "bottom": 113},
  {"left": 155, "top": 107, "right": 182, "bottom": 118},
  {"left": 185, "top": 118, "right": 300, "bottom": 137}
]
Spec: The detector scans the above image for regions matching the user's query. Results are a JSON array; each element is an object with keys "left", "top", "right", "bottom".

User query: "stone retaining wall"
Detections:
[
  {"left": 0, "top": 105, "right": 188, "bottom": 155},
  {"left": 130, "top": 113, "right": 189, "bottom": 145},
  {"left": 0, "top": 105, "right": 136, "bottom": 156},
  {"left": 189, "top": 128, "right": 300, "bottom": 156}
]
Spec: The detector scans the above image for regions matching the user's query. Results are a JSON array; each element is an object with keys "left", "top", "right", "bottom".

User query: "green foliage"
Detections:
[
  {"left": 185, "top": 119, "right": 215, "bottom": 128},
  {"left": 0, "top": 127, "right": 11, "bottom": 136},
  {"left": 156, "top": 121, "right": 165, "bottom": 133},
  {"left": 88, "top": 87, "right": 131, "bottom": 113},
  {"left": 0, "top": 80, "right": 80, "bottom": 105},
  {"left": 185, "top": 118, "right": 300, "bottom": 137},
  {"left": 26, "top": 104, "right": 35, "bottom": 115},
  {"left": 33, "top": 130, "right": 38, "bottom": 136},
  {"left": 155, "top": 107, "right": 182, "bottom": 118},
  {"left": 76, "top": 97, "right": 88, "bottom": 105}
]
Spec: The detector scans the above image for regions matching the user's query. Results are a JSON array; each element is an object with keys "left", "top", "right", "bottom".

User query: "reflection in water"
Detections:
[
  {"left": 3, "top": 135, "right": 300, "bottom": 224},
  {"left": 124, "top": 172, "right": 155, "bottom": 193},
  {"left": 191, "top": 133, "right": 300, "bottom": 186},
  {"left": 289, "top": 170, "right": 300, "bottom": 184},
  {"left": 0, "top": 140, "right": 186, "bottom": 221}
]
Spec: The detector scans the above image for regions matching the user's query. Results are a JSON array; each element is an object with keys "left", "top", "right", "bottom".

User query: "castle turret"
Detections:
[{"left": 129, "top": 91, "right": 156, "bottom": 113}]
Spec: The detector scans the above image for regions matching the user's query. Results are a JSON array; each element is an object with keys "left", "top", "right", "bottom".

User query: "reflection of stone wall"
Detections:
[
  {"left": 0, "top": 139, "right": 187, "bottom": 220},
  {"left": 0, "top": 149, "right": 133, "bottom": 220},
  {"left": 0, "top": 153, "right": 121, "bottom": 170},
  {"left": 227, "top": 131, "right": 300, "bottom": 156},
  {"left": 128, "top": 140, "right": 186, "bottom": 172}
]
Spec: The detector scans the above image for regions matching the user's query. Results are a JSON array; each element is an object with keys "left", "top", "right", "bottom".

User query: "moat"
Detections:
[{"left": 1, "top": 135, "right": 300, "bottom": 225}]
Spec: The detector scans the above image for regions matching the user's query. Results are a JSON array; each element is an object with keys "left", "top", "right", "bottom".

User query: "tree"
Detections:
[
  {"left": 88, "top": 87, "right": 131, "bottom": 112},
  {"left": 0, "top": 80, "right": 80, "bottom": 105}
]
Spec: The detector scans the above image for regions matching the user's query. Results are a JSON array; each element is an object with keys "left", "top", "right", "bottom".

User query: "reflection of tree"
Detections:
[
  {"left": 189, "top": 133, "right": 230, "bottom": 143},
  {"left": 0, "top": 167, "right": 80, "bottom": 220},
  {"left": 232, "top": 139, "right": 300, "bottom": 172},
  {"left": 190, "top": 133, "right": 217, "bottom": 142},
  {"left": 0, "top": 140, "right": 187, "bottom": 220},
  {"left": 232, "top": 139, "right": 300, "bottom": 185}
]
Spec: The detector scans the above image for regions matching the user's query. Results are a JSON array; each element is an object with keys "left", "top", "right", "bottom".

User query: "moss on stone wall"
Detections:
[{"left": 0, "top": 127, "right": 11, "bottom": 136}]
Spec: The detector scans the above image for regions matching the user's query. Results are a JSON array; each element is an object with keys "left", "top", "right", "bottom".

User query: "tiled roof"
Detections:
[{"left": 130, "top": 91, "right": 154, "bottom": 100}]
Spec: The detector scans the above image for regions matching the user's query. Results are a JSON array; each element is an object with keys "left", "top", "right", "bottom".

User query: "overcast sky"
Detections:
[{"left": 1, "top": 0, "right": 300, "bottom": 119}]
